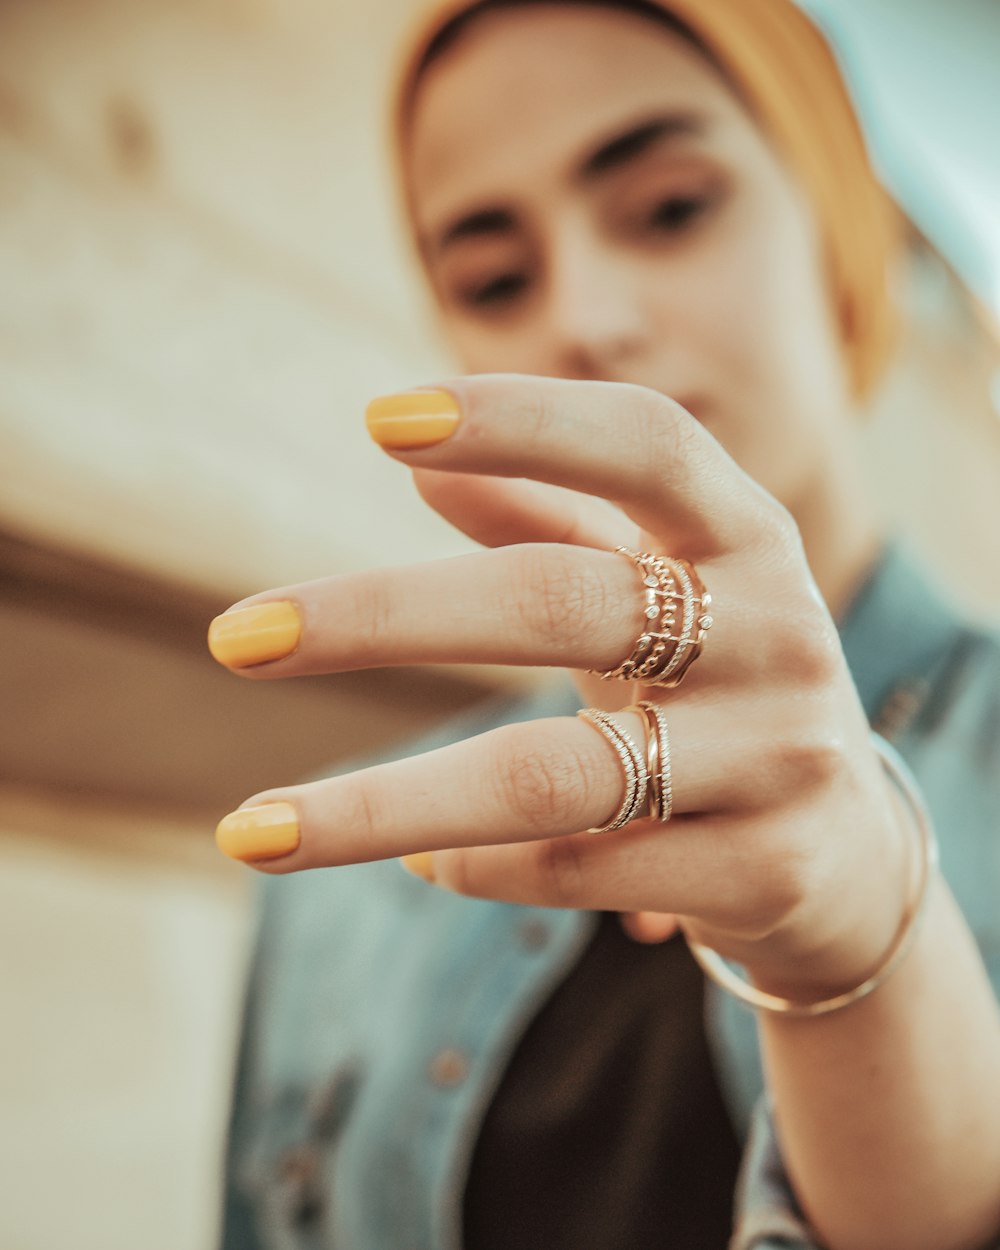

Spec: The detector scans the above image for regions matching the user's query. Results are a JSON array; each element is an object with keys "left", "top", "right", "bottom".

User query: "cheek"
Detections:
[
  {"left": 686, "top": 197, "right": 840, "bottom": 391},
  {"left": 664, "top": 187, "right": 850, "bottom": 495},
  {"left": 735, "top": 186, "right": 847, "bottom": 404}
]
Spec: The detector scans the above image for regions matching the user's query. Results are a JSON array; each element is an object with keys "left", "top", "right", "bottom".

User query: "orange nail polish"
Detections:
[
  {"left": 401, "top": 851, "right": 436, "bottom": 883},
  {"left": 365, "top": 390, "right": 460, "bottom": 449},
  {"left": 208, "top": 601, "right": 301, "bottom": 669},
  {"left": 215, "top": 802, "right": 301, "bottom": 863}
]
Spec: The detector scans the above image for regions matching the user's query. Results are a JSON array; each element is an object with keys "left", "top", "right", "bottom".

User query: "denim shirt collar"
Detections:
[{"left": 836, "top": 541, "right": 960, "bottom": 724}]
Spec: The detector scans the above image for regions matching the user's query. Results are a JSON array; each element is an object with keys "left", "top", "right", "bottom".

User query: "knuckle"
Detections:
[
  {"left": 769, "top": 730, "right": 848, "bottom": 796},
  {"left": 494, "top": 735, "right": 584, "bottom": 834},
  {"left": 341, "top": 774, "right": 387, "bottom": 849},
  {"left": 761, "top": 597, "right": 842, "bottom": 689},
  {"left": 743, "top": 510, "right": 842, "bottom": 689},
  {"left": 761, "top": 496, "right": 800, "bottom": 545},
  {"left": 346, "top": 576, "right": 394, "bottom": 666},
  {"left": 513, "top": 547, "right": 610, "bottom": 647},
  {"left": 626, "top": 382, "right": 672, "bottom": 426},
  {"left": 744, "top": 496, "right": 809, "bottom": 579},
  {"left": 747, "top": 490, "right": 802, "bottom": 556},
  {"left": 629, "top": 388, "right": 701, "bottom": 487}
]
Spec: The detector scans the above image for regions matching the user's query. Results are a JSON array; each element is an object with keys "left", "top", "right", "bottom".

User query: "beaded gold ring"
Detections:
[{"left": 590, "top": 547, "right": 713, "bottom": 689}]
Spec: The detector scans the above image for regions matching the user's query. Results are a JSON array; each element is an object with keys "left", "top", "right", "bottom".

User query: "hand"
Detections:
[{"left": 209, "top": 375, "right": 908, "bottom": 998}]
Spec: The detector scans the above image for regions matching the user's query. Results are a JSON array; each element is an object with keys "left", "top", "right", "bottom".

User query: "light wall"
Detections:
[
  {"left": 0, "top": 0, "right": 997, "bottom": 604},
  {"left": 0, "top": 0, "right": 460, "bottom": 595}
]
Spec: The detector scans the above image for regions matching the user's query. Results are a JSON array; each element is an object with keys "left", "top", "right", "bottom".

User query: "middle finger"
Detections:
[{"left": 208, "top": 542, "right": 735, "bottom": 683}]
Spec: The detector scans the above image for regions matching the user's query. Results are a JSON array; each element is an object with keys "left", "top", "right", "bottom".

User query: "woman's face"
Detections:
[{"left": 405, "top": 3, "right": 856, "bottom": 508}]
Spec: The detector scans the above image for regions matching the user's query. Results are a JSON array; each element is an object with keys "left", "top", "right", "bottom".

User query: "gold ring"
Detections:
[
  {"left": 589, "top": 547, "right": 712, "bottom": 689},
  {"left": 577, "top": 708, "right": 648, "bottom": 833},
  {"left": 628, "top": 700, "right": 673, "bottom": 822}
]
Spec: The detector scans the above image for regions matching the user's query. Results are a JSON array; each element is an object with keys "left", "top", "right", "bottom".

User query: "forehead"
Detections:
[{"left": 407, "top": 4, "right": 747, "bottom": 231}]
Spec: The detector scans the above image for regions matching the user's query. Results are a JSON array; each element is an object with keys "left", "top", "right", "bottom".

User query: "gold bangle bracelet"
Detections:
[{"left": 687, "top": 735, "right": 940, "bottom": 1018}]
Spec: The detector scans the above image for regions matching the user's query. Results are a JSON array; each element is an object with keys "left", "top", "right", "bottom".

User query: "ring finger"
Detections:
[{"left": 216, "top": 700, "right": 775, "bottom": 877}]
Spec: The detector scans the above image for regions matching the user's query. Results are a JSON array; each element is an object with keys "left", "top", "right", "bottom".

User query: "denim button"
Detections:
[{"left": 428, "top": 1048, "right": 470, "bottom": 1087}]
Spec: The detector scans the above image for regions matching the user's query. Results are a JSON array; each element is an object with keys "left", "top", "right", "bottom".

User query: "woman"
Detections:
[{"left": 211, "top": 2, "right": 1000, "bottom": 1248}]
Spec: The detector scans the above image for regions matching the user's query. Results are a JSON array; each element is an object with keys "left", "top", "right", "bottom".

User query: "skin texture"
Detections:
[{"left": 210, "top": 8, "right": 1000, "bottom": 1250}]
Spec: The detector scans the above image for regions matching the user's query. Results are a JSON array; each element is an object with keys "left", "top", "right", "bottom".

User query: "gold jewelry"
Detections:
[
  {"left": 643, "top": 558, "right": 712, "bottom": 689},
  {"left": 687, "top": 735, "right": 939, "bottom": 1017},
  {"left": 577, "top": 708, "right": 649, "bottom": 833},
  {"left": 627, "top": 701, "right": 673, "bottom": 822},
  {"left": 590, "top": 547, "right": 712, "bottom": 689},
  {"left": 589, "top": 549, "right": 678, "bottom": 681}
]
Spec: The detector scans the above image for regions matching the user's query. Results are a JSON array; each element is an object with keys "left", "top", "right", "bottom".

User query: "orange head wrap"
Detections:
[{"left": 389, "top": 0, "right": 904, "bottom": 400}]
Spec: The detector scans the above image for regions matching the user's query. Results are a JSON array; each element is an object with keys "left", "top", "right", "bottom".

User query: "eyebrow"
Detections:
[
  {"left": 428, "top": 111, "right": 707, "bottom": 257},
  {"left": 578, "top": 111, "right": 705, "bottom": 180},
  {"left": 434, "top": 207, "right": 516, "bottom": 253}
]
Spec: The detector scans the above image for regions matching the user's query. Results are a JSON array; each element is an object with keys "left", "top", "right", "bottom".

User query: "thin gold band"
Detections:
[{"left": 626, "top": 701, "right": 673, "bottom": 822}]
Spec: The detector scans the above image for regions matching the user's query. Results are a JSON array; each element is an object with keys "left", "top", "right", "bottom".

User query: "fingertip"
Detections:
[
  {"left": 208, "top": 601, "right": 302, "bottom": 670},
  {"left": 215, "top": 801, "right": 301, "bottom": 864},
  {"left": 365, "top": 389, "right": 462, "bottom": 450},
  {"left": 619, "top": 911, "right": 682, "bottom": 944},
  {"left": 400, "top": 851, "right": 437, "bottom": 883}
]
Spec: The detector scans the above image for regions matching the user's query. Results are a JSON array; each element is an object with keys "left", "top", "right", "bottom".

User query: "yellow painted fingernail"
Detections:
[
  {"left": 401, "top": 851, "right": 436, "bottom": 883},
  {"left": 215, "top": 802, "right": 301, "bottom": 863},
  {"left": 365, "top": 390, "right": 461, "bottom": 449},
  {"left": 208, "top": 601, "right": 301, "bottom": 669}
]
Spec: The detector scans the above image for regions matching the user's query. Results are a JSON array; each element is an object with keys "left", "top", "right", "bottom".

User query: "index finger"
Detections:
[{"left": 365, "top": 374, "right": 780, "bottom": 552}]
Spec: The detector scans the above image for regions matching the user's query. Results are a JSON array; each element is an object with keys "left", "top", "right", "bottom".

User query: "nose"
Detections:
[{"left": 542, "top": 216, "right": 650, "bottom": 378}]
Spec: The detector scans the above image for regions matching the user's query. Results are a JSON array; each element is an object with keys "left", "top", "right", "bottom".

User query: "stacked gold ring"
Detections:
[
  {"left": 578, "top": 701, "right": 673, "bottom": 833},
  {"left": 590, "top": 547, "right": 713, "bottom": 689},
  {"left": 630, "top": 700, "right": 673, "bottom": 822},
  {"left": 577, "top": 708, "right": 649, "bottom": 833}
]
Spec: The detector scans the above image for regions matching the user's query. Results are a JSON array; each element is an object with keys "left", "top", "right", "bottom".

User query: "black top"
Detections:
[{"left": 463, "top": 910, "right": 742, "bottom": 1249}]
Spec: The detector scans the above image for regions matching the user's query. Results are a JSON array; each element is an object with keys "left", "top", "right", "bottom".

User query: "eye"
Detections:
[
  {"left": 462, "top": 272, "right": 530, "bottom": 309},
  {"left": 646, "top": 194, "right": 710, "bottom": 233}
]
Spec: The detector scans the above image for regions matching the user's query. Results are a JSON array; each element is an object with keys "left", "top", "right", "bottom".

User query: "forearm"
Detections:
[{"left": 758, "top": 876, "right": 1000, "bottom": 1250}]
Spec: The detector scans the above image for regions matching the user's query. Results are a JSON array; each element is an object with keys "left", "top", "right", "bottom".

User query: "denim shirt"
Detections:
[{"left": 221, "top": 544, "right": 1000, "bottom": 1250}]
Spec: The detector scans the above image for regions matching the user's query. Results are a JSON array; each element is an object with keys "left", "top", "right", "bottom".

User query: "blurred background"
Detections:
[{"left": 0, "top": 0, "right": 997, "bottom": 1246}]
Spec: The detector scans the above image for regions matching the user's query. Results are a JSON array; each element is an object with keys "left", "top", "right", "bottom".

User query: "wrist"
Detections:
[{"left": 687, "top": 737, "right": 938, "bottom": 1016}]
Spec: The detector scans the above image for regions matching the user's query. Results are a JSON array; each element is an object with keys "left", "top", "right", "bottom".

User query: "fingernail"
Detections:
[
  {"left": 208, "top": 601, "right": 302, "bottom": 669},
  {"left": 401, "top": 851, "right": 436, "bottom": 883},
  {"left": 365, "top": 389, "right": 461, "bottom": 449},
  {"left": 215, "top": 802, "right": 301, "bottom": 863}
]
